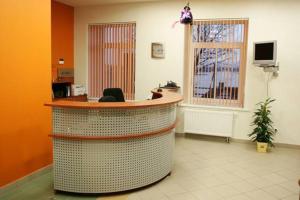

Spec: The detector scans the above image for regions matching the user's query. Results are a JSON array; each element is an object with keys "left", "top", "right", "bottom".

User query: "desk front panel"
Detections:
[{"left": 51, "top": 104, "right": 176, "bottom": 193}]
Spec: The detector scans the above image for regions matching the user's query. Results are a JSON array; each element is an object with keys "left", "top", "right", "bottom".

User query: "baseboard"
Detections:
[
  {"left": 178, "top": 132, "right": 300, "bottom": 149},
  {"left": 175, "top": 132, "right": 186, "bottom": 137},
  {"left": 181, "top": 133, "right": 230, "bottom": 143},
  {"left": 230, "top": 138, "right": 300, "bottom": 149},
  {"left": 230, "top": 138, "right": 253, "bottom": 144},
  {"left": 273, "top": 142, "right": 300, "bottom": 150},
  {"left": 0, "top": 164, "right": 53, "bottom": 194}
]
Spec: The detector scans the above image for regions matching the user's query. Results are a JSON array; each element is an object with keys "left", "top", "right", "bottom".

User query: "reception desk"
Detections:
[{"left": 45, "top": 89, "right": 182, "bottom": 193}]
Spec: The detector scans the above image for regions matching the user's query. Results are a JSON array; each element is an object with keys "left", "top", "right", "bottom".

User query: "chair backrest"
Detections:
[
  {"left": 103, "top": 88, "right": 125, "bottom": 102},
  {"left": 98, "top": 96, "right": 117, "bottom": 102}
]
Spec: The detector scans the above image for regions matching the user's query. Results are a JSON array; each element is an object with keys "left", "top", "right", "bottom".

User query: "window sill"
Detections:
[{"left": 179, "top": 103, "right": 250, "bottom": 112}]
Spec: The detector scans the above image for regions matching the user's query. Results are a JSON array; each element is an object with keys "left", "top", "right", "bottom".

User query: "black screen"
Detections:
[{"left": 255, "top": 43, "right": 274, "bottom": 60}]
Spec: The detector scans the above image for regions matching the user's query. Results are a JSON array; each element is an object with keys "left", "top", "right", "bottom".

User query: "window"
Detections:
[
  {"left": 88, "top": 23, "right": 136, "bottom": 100},
  {"left": 185, "top": 19, "right": 248, "bottom": 107}
]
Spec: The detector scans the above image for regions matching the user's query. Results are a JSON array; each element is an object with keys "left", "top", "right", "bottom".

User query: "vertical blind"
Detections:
[
  {"left": 88, "top": 23, "right": 136, "bottom": 100},
  {"left": 190, "top": 19, "right": 248, "bottom": 107}
]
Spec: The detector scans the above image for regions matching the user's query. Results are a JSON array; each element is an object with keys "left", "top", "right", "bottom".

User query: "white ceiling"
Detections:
[{"left": 56, "top": 0, "right": 166, "bottom": 7}]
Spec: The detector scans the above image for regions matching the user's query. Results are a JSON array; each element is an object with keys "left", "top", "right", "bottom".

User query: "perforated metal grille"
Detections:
[
  {"left": 54, "top": 132, "right": 174, "bottom": 193},
  {"left": 53, "top": 105, "right": 175, "bottom": 136},
  {"left": 52, "top": 105, "right": 176, "bottom": 193}
]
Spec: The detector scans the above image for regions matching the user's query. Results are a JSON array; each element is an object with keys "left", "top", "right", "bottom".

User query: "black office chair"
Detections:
[
  {"left": 103, "top": 88, "right": 125, "bottom": 102},
  {"left": 98, "top": 96, "right": 117, "bottom": 102}
]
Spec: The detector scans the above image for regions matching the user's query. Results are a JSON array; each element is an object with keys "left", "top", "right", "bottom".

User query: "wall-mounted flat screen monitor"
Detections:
[{"left": 253, "top": 41, "right": 277, "bottom": 66}]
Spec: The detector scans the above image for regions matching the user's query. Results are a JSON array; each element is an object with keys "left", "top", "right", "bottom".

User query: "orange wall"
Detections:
[
  {"left": 51, "top": 0, "right": 74, "bottom": 82},
  {"left": 0, "top": 1, "right": 52, "bottom": 187}
]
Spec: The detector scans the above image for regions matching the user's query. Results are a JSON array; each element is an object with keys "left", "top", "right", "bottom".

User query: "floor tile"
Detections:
[
  {"left": 166, "top": 192, "right": 198, "bottom": 200},
  {"left": 245, "top": 189, "right": 278, "bottom": 200},
  {"left": 223, "top": 194, "right": 252, "bottom": 200},
  {"left": 191, "top": 188, "right": 223, "bottom": 200},
  {"left": 157, "top": 182, "right": 187, "bottom": 196},
  {"left": 245, "top": 176, "right": 275, "bottom": 188},
  {"left": 278, "top": 180, "right": 300, "bottom": 194},
  {"left": 211, "top": 184, "right": 241, "bottom": 198},
  {"left": 280, "top": 194, "right": 300, "bottom": 200},
  {"left": 261, "top": 184, "right": 293, "bottom": 199},
  {"left": 98, "top": 194, "right": 128, "bottom": 200},
  {"left": 227, "top": 180, "right": 258, "bottom": 193},
  {"left": 262, "top": 173, "right": 288, "bottom": 185}
]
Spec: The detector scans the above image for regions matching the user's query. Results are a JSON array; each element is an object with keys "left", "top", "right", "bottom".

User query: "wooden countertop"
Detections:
[{"left": 45, "top": 89, "right": 183, "bottom": 109}]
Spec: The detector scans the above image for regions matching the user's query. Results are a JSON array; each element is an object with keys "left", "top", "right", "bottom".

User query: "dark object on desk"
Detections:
[
  {"left": 159, "top": 81, "right": 180, "bottom": 92},
  {"left": 164, "top": 81, "right": 178, "bottom": 88},
  {"left": 160, "top": 81, "right": 180, "bottom": 93},
  {"left": 52, "top": 82, "right": 71, "bottom": 98},
  {"left": 103, "top": 88, "right": 125, "bottom": 102},
  {"left": 98, "top": 96, "right": 117, "bottom": 102},
  {"left": 152, "top": 92, "right": 162, "bottom": 100}
]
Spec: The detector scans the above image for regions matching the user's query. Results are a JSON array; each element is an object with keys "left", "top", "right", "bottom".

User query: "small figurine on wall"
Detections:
[
  {"left": 180, "top": 3, "right": 193, "bottom": 24},
  {"left": 172, "top": 2, "right": 193, "bottom": 28}
]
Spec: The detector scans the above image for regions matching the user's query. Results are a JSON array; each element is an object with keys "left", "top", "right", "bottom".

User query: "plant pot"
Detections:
[{"left": 257, "top": 142, "right": 268, "bottom": 153}]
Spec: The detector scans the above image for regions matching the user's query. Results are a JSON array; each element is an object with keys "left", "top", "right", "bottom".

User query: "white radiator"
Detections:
[{"left": 184, "top": 109, "right": 234, "bottom": 137}]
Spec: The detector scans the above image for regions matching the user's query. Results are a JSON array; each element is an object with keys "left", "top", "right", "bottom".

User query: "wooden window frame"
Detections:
[{"left": 184, "top": 19, "right": 248, "bottom": 107}]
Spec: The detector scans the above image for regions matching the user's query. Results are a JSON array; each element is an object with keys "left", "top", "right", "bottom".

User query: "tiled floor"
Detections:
[{"left": 1, "top": 136, "right": 300, "bottom": 200}]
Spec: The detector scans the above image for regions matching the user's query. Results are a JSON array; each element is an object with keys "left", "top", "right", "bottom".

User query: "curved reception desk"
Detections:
[{"left": 45, "top": 90, "right": 182, "bottom": 193}]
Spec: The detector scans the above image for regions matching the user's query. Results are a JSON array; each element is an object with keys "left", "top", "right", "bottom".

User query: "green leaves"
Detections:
[{"left": 248, "top": 98, "right": 277, "bottom": 147}]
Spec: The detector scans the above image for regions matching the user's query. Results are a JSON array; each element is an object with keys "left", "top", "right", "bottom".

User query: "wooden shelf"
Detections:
[{"left": 53, "top": 94, "right": 87, "bottom": 102}]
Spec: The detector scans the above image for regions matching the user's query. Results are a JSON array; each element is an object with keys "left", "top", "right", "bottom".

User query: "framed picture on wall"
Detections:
[{"left": 151, "top": 43, "right": 165, "bottom": 58}]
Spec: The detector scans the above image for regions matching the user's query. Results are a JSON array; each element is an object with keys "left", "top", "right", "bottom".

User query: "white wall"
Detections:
[{"left": 75, "top": 0, "right": 300, "bottom": 145}]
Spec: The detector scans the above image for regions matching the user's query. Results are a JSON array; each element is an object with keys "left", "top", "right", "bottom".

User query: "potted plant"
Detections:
[{"left": 248, "top": 98, "right": 277, "bottom": 152}]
